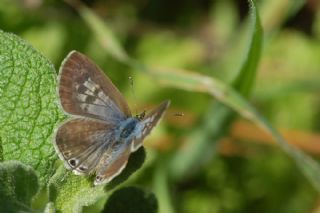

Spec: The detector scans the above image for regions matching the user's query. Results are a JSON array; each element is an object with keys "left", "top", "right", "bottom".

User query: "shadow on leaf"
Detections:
[
  {"left": 102, "top": 186, "right": 158, "bottom": 213},
  {"left": 105, "top": 147, "right": 146, "bottom": 190}
]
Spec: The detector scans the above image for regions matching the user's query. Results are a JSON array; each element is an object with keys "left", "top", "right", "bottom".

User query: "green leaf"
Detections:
[
  {"left": 0, "top": 160, "right": 39, "bottom": 213},
  {"left": 48, "top": 166, "right": 106, "bottom": 213},
  {"left": 48, "top": 147, "right": 146, "bottom": 213},
  {"left": 232, "top": 0, "right": 263, "bottom": 97},
  {"left": 102, "top": 186, "right": 158, "bottom": 213},
  {"left": 0, "top": 30, "right": 65, "bottom": 185}
]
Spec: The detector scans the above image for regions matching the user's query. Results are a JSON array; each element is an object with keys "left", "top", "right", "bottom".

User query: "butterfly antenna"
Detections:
[{"left": 129, "top": 76, "right": 138, "bottom": 116}]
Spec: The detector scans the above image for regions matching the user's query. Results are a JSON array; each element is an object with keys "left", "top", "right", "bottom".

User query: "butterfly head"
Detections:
[{"left": 136, "top": 110, "right": 146, "bottom": 121}]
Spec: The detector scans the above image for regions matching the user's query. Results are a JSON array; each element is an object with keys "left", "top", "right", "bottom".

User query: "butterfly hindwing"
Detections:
[
  {"left": 94, "top": 142, "right": 131, "bottom": 185},
  {"left": 54, "top": 118, "right": 116, "bottom": 175},
  {"left": 58, "top": 51, "right": 131, "bottom": 123}
]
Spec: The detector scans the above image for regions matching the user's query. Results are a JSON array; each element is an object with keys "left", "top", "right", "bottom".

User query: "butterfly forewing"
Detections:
[
  {"left": 58, "top": 51, "right": 131, "bottom": 123},
  {"left": 55, "top": 118, "right": 116, "bottom": 174},
  {"left": 131, "top": 100, "right": 170, "bottom": 151}
]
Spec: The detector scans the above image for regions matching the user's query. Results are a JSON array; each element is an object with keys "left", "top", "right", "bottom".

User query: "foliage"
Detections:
[
  {"left": 0, "top": 30, "right": 64, "bottom": 185},
  {"left": 0, "top": 161, "right": 39, "bottom": 213},
  {"left": 0, "top": 0, "right": 320, "bottom": 212}
]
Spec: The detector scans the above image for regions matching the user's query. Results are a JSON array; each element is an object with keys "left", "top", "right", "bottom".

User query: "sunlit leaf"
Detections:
[{"left": 0, "top": 30, "right": 64, "bottom": 185}]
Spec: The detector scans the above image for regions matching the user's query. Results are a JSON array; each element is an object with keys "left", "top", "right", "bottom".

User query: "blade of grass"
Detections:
[
  {"left": 65, "top": 0, "right": 130, "bottom": 63},
  {"left": 232, "top": 0, "right": 262, "bottom": 97},
  {"left": 153, "top": 162, "right": 174, "bottom": 213}
]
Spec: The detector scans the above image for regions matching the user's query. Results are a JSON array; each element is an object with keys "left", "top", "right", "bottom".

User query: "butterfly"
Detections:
[{"left": 54, "top": 51, "right": 170, "bottom": 185}]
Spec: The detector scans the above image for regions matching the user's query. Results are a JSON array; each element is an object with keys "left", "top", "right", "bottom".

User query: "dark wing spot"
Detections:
[
  {"left": 69, "top": 159, "right": 77, "bottom": 167},
  {"left": 78, "top": 166, "right": 88, "bottom": 172},
  {"left": 96, "top": 175, "right": 103, "bottom": 182},
  {"left": 84, "top": 95, "right": 96, "bottom": 103}
]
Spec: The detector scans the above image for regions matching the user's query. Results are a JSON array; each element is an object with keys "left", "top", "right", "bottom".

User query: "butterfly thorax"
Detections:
[{"left": 118, "top": 117, "right": 139, "bottom": 139}]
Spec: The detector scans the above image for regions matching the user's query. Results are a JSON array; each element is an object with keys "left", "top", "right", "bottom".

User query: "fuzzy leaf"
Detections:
[
  {"left": 48, "top": 147, "right": 145, "bottom": 213},
  {"left": 0, "top": 161, "right": 39, "bottom": 213},
  {"left": 0, "top": 30, "right": 64, "bottom": 185},
  {"left": 48, "top": 166, "right": 106, "bottom": 213}
]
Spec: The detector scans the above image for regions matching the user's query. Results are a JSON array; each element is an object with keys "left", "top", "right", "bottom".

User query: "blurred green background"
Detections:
[{"left": 1, "top": 0, "right": 320, "bottom": 212}]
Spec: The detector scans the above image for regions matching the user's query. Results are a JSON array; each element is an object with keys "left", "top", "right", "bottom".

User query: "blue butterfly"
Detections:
[{"left": 54, "top": 51, "right": 170, "bottom": 185}]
